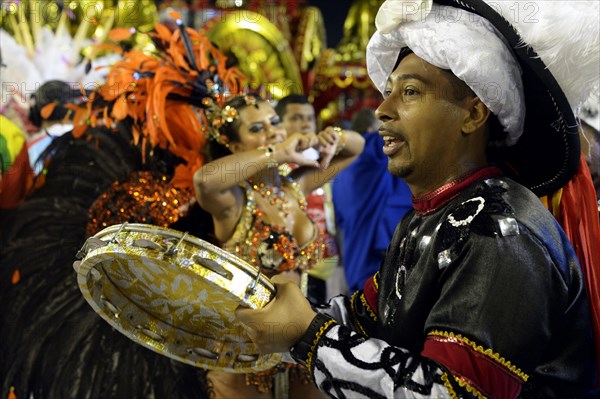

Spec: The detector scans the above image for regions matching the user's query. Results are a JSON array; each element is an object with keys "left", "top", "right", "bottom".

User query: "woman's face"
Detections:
[{"left": 230, "top": 101, "right": 287, "bottom": 153}]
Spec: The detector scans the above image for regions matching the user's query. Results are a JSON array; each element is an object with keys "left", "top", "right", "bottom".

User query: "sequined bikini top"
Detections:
[{"left": 222, "top": 176, "right": 325, "bottom": 273}]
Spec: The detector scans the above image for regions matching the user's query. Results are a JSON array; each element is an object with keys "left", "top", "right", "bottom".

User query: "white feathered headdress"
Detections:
[
  {"left": 0, "top": 24, "right": 118, "bottom": 111},
  {"left": 492, "top": 1, "right": 599, "bottom": 115},
  {"left": 367, "top": 0, "right": 600, "bottom": 196}
]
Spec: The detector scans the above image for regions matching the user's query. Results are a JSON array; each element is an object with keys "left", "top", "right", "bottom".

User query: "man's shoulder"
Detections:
[
  {"left": 498, "top": 177, "right": 564, "bottom": 232},
  {"left": 453, "top": 176, "right": 556, "bottom": 226},
  {"left": 442, "top": 176, "right": 576, "bottom": 273},
  {"left": 430, "top": 176, "right": 569, "bottom": 250}
]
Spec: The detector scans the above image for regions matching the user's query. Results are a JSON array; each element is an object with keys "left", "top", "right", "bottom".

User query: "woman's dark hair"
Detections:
[
  {"left": 204, "top": 94, "right": 263, "bottom": 161},
  {"left": 28, "top": 80, "right": 83, "bottom": 128}
]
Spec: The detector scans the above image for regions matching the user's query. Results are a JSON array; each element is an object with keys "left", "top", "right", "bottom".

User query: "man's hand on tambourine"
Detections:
[{"left": 235, "top": 274, "right": 316, "bottom": 354}]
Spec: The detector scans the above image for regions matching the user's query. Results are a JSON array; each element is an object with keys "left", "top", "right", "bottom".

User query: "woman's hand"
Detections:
[
  {"left": 291, "top": 129, "right": 364, "bottom": 195},
  {"left": 273, "top": 132, "right": 320, "bottom": 168},
  {"left": 316, "top": 127, "right": 341, "bottom": 170}
]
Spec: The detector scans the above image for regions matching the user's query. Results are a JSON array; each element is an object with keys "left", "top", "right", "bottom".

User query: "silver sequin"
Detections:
[
  {"left": 498, "top": 217, "right": 520, "bottom": 236},
  {"left": 437, "top": 249, "right": 453, "bottom": 269},
  {"left": 485, "top": 178, "right": 508, "bottom": 189},
  {"left": 418, "top": 236, "right": 432, "bottom": 253}
]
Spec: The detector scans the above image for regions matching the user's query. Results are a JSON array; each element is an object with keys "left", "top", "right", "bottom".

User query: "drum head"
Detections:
[{"left": 74, "top": 223, "right": 281, "bottom": 373}]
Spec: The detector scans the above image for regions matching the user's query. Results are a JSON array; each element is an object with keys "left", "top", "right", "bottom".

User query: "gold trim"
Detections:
[
  {"left": 359, "top": 292, "right": 378, "bottom": 322},
  {"left": 428, "top": 330, "right": 529, "bottom": 382},
  {"left": 306, "top": 319, "right": 336, "bottom": 371},
  {"left": 440, "top": 372, "right": 459, "bottom": 399},
  {"left": 206, "top": 10, "right": 303, "bottom": 98},
  {"left": 373, "top": 272, "right": 379, "bottom": 290},
  {"left": 454, "top": 375, "right": 487, "bottom": 399},
  {"left": 350, "top": 291, "right": 369, "bottom": 336},
  {"left": 294, "top": 7, "right": 326, "bottom": 72},
  {"left": 76, "top": 223, "right": 280, "bottom": 372}
]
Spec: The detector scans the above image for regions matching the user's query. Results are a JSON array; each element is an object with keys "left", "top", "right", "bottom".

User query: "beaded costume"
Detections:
[
  {"left": 223, "top": 175, "right": 325, "bottom": 274},
  {"left": 213, "top": 175, "right": 326, "bottom": 395}
]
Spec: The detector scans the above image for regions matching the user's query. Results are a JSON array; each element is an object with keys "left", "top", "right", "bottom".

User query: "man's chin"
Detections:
[{"left": 387, "top": 162, "right": 412, "bottom": 179}]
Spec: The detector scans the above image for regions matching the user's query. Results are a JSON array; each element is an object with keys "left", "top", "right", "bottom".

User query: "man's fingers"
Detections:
[{"left": 235, "top": 305, "right": 255, "bottom": 324}]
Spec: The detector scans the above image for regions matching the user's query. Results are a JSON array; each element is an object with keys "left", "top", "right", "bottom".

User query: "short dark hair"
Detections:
[{"left": 275, "top": 94, "right": 311, "bottom": 118}]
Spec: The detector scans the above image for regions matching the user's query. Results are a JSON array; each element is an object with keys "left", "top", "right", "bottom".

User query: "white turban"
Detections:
[{"left": 367, "top": 1, "right": 525, "bottom": 146}]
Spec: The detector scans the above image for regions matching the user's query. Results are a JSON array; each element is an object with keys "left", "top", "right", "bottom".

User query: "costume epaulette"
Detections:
[{"left": 434, "top": 178, "right": 519, "bottom": 269}]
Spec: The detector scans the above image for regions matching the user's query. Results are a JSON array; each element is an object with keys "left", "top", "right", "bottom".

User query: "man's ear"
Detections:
[{"left": 463, "top": 97, "right": 491, "bottom": 134}]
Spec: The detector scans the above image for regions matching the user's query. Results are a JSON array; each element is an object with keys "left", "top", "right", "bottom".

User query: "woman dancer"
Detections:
[{"left": 194, "top": 94, "right": 364, "bottom": 398}]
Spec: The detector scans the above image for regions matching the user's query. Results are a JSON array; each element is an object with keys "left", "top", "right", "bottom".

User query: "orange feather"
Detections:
[
  {"left": 168, "top": 10, "right": 183, "bottom": 21},
  {"left": 108, "top": 27, "right": 134, "bottom": 42},
  {"left": 11, "top": 269, "right": 20, "bottom": 285},
  {"left": 112, "top": 95, "right": 129, "bottom": 121},
  {"left": 154, "top": 23, "right": 172, "bottom": 43},
  {"left": 40, "top": 102, "right": 57, "bottom": 119}
]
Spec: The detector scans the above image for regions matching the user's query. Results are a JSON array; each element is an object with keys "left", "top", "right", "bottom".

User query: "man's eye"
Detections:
[
  {"left": 404, "top": 88, "right": 418, "bottom": 96},
  {"left": 384, "top": 89, "right": 392, "bottom": 97}
]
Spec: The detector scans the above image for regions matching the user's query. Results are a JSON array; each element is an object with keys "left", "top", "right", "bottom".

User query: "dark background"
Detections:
[{"left": 307, "top": 0, "right": 354, "bottom": 48}]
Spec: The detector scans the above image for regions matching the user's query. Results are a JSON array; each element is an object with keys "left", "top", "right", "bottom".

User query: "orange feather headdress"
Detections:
[{"left": 64, "top": 15, "right": 246, "bottom": 189}]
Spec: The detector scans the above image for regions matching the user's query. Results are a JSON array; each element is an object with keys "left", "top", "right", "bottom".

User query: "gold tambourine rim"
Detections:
[
  {"left": 74, "top": 223, "right": 281, "bottom": 372},
  {"left": 90, "top": 223, "right": 276, "bottom": 294}
]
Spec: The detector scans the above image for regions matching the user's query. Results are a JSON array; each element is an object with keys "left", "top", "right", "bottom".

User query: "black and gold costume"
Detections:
[{"left": 291, "top": 168, "right": 593, "bottom": 398}]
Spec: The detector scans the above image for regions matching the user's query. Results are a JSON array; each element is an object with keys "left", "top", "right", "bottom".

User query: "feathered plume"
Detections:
[
  {"left": 0, "top": 27, "right": 117, "bottom": 106},
  {"left": 1, "top": 30, "right": 42, "bottom": 103},
  {"left": 490, "top": 1, "right": 599, "bottom": 112},
  {"left": 581, "top": 93, "right": 599, "bottom": 131},
  {"left": 67, "top": 22, "right": 245, "bottom": 190}
]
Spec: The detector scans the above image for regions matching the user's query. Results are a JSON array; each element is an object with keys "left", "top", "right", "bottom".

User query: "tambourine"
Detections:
[{"left": 74, "top": 223, "right": 281, "bottom": 373}]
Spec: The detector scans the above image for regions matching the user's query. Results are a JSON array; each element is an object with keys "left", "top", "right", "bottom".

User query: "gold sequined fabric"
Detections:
[
  {"left": 206, "top": 364, "right": 314, "bottom": 397},
  {"left": 86, "top": 171, "right": 193, "bottom": 237},
  {"left": 222, "top": 176, "right": 326, "bottom": 273},
  {"left": 245, "top": 363, "right": 312, "bottom": 393}
]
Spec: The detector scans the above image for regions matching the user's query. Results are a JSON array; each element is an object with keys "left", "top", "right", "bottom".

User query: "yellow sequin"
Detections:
[
  {"left": 222, "top": 177, "right": 325, "bottom": 273},
  {"left": 350, "top": 291, "right": 369, "bottom": 336},
  {"left": 359, "top": 292, "right": 378, "bottom": 321},
  {"left": 306, "top": 319, "right": 336, "bottom": 371},
  {"left": 453, "top": 375, "right": 487, "bottom": 399},
  {"left": 428, "top": 330, "right": 529, "bottom": 382}
]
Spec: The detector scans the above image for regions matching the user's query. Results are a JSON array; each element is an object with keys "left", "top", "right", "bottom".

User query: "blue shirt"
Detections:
[{"left": 332, "top": 132, "right": 412, "bottom": 291}]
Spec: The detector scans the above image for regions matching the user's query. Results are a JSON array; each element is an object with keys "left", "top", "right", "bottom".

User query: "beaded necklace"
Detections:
[{"left": 246, "top": 176, "right": 306, "bottom": 223}]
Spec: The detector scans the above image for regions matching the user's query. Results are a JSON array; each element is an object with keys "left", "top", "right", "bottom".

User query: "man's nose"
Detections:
[
  {"left": 301, "top": 118, "right": 313, "bottom": 131},
  {"left": 376, "top": 99, "right": 394, "bottom": 122}
]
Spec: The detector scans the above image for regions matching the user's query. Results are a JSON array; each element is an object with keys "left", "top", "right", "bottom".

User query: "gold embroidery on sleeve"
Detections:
[
  {"left": 428, "top": 330, "right": 528, "bottom": 382},
  {"left": 306, "top": 319, "right": 336, "bottom": 371}
]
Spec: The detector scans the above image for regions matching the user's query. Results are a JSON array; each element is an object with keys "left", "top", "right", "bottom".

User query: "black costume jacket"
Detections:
[{"left": 291, "top": 167, "right": 593, "bottom": 399}]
